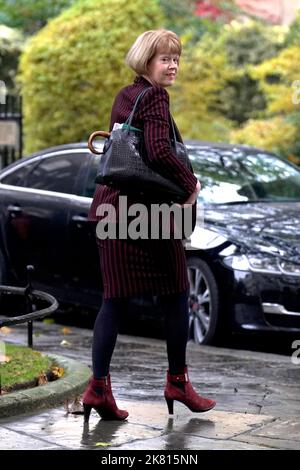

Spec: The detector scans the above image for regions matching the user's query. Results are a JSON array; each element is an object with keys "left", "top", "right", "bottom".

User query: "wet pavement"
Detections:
[{"left": 0, "top": 320, "right": 300, "bottom": 450}]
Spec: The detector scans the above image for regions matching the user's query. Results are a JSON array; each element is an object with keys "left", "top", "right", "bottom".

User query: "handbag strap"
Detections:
[
  {"left": 124, "top": 87, "right": 178, "bottom": 151},
  {"left": 169, "top": 114, "right": 179, "bottom": 155},
  {"left": 124, "top": 88, "right": 151, "bottom": 130}
]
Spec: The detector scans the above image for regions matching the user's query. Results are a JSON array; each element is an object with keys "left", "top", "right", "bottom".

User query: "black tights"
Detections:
[{"left": 92, "top": 290, "right": 189, "bottom": 378}]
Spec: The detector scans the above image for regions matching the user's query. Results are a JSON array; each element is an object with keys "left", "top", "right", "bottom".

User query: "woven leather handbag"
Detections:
[{"left": 88, "top": 88, "right": 193, "bottom": 203}]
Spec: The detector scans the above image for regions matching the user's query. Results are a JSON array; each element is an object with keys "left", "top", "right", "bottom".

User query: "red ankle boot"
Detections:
[
  {"left": 82, "top": 375, "right": 129, "bottom": 422},
  {"left": 164, "top": 366, "right": 216, "bottom": 415}
]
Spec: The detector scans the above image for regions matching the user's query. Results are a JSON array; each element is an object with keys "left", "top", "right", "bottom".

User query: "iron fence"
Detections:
[
  {"left": 0, "top": 94, "right": 23, "bottom": 169},
  {"left": 0, "top": 266, "right": 58, "bottom": 347}
]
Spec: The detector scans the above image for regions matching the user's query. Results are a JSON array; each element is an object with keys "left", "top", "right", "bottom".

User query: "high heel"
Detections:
[
  {"left": 82, "top": 375, "right": 129, "bottom": 423},
  {"left": 83, "top": 403, "right": 92, "bottom": 423},
  {"left": 164, "top": 366, "right": 216, "bottom": 415},
  {"left": 165, "top": 397, "right": 174, "bottom": 415}
]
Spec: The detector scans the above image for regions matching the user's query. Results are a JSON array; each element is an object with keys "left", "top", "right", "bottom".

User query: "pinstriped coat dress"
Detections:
[{"left": 88, "top": 76, "right": 198, "bottom": 299}]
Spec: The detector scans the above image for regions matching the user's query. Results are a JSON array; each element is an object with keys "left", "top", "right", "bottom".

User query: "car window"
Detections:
[
  {"left": 84, "top": 154, "right": 100, "bottom": 198},
  {"left": 1, "top": 160, "right": 39, "bottom": 187},
  {"left": 187, "top": 146, "right": 300, "bottom": 204},
  {"left": 26, "top": 152, "right": 84, "bottom": 195}
]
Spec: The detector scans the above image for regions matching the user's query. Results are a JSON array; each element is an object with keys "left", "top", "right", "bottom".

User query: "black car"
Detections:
[{"left": 0, "top": 141, "right": 300, "bottom": 344}]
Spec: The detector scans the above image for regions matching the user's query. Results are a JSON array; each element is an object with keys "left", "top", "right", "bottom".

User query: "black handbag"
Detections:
[{"left": 88, "top": 88, "right": 193, "bottom": 203}]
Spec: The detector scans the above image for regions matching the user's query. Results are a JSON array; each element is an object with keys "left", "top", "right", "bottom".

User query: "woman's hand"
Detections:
[{"left": 182, "top": 180, "right": 200, "bottom": 206}]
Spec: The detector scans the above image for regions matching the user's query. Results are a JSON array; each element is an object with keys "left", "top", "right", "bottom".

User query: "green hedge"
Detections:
[{"left": 18, "top": 0, "right": 163, "bottom": 154}]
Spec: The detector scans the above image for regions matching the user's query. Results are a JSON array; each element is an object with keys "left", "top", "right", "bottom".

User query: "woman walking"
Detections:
[{"left": 83, "top": 29, "right": 216, "bottom": 422}]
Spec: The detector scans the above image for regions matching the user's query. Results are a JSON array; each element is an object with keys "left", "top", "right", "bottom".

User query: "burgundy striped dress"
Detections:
[{"left": 88, "top": 76, "right": 198, "bottom": 299}]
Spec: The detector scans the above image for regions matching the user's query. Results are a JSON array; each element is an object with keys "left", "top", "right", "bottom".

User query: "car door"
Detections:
[
  {"left": 0, "top": 149, "right": 85, "bottom": 296},
  {"left": 65, "top": 152, "right": 102, "bottom": 309}
]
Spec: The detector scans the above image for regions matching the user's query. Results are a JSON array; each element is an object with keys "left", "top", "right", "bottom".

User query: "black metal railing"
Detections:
[
  {"left": 0, "top": 266, "right": 58, "bottom": 347},
  {"left": 0, "top": 145, "right": 19, "bottom": 168},
  {"left": 0, "top": 94, "right": 23, "bottom": 169}
]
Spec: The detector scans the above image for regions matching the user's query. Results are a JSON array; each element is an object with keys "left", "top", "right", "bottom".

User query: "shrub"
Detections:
[
  {"left": 223, "top": 20, "right": 285, "bottom": 67},
  {"left": 18, "top": 0, "right": 163, "bottom": 153},
  {"left": 172, "top": 36, "right": 234, "bottom": 141},
  {"left": 230, "top": 117, "right": 298, "bottom": 163},
  {"left": 237, "top": 44, "right": 300, "bottom": 163},
  {"left": 0, "top": 0, "right": 75, "bottom": 35},
  {"left": 285, "top": 10, "right": 300, "bottom": 46},
  {"left": 251, "top": 45, "right": 300, "bottom": 115},
  {"left": 219, "top": 20, "right": 285, "bottom": 124},
  {"left": 175, "top": 19, "right": 285, "bottom": 136},
  {"left": 0, "top": 25, "right": 24, "bottom": 91}
]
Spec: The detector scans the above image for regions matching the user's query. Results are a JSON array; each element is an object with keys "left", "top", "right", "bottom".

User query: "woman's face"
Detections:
[{"left": 145, "top": 50, "right": 179, "bottom": 88}]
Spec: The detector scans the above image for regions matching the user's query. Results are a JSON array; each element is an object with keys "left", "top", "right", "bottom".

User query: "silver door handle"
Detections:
[
  {"left": 72, "top": 215, "right": 88, "bottom": 223},
  {"left": 7, "top": 205, "right": 22, "bottom": 214}
]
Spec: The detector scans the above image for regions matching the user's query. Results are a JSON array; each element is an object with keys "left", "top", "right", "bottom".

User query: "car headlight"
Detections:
[
  {"left": 222, "top": 254, "right": 300, "bottom": 276},
  {"left": 279, "top": 260, "right": 300, "bottom": 276},
  {"left": 247, "top": 255, "right": 280, "bottom": 274},
  {"left": 222, "top": 254, "right": 251, "bottom": 271}
]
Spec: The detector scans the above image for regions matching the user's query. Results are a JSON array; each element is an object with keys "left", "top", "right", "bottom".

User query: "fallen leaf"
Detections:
[
  {"left": 61, "top": 327, "right": 72, "bottom": 335},
  {"left": 66, "top": 395, "right": 83, "bottom": 414},
  {"left": 0, "top": 327, "right": 12, "bottom": 335},
  {"left": 51, "top": 366, "right": 64, "bottom": 378},
  {"left": 95, "top": 442, "right": 111, "bottom": 447},
  {"left": 37, "top": 373, "right": 48, "bottom": 385},
  {"left": 0, "top": 354, "right": 11, "bottom": 363},
  {"left": 60, "top": 340, "right": 72, "bottom": 347}
]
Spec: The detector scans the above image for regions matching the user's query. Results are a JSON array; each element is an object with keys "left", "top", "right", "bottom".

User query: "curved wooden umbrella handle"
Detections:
[{"left": 88, "top": 130, "right": 111, "bottom": 154}]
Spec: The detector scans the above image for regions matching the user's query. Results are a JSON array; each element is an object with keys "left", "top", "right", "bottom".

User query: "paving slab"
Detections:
[{"left": 0, "top": 320, "right": 299, "bottom": 450}]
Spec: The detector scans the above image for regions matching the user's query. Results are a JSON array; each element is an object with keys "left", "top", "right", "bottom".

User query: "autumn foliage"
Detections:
[{"left": 16, "top": 1, "right": 300, "bottom": 162}]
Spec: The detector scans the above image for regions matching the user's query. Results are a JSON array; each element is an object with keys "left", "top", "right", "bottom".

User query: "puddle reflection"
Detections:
[
  {"left": 81, "top": 419, "right": 128, "bottom": 449},
  {"left": 164, "top": 417, "right": 215, "bottom": 450}
]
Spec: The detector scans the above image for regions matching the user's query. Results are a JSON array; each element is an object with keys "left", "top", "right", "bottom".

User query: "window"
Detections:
[
  {"left": 26, "top": 152, "right": 84, "bottom": 195},
  {"left": 84, "top": 154, "right": 100, "bottom": 198},
  {"left": 188, "top": 146, "right": 300, "bottom": 204},
  {"left": 1, "top": 160, "right": 38, "bottom": 187}
]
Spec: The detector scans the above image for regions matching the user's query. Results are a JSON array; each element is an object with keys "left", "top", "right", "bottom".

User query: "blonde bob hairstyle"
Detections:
[{"left": 126, "top": 29, "right": 182, "bottom": 76}]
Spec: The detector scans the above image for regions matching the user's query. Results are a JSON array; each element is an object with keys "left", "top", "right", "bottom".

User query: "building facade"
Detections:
[
  {"left": 195, "top": 0, "right": 300, "bottom": 25},
  {"left": 236, "top": 0, "right": 300, "bottom": 25}
]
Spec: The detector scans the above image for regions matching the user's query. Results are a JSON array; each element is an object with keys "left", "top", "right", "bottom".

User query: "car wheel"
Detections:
[{"left": 187, "top": 257, "right": 220, "bottom": 345}]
